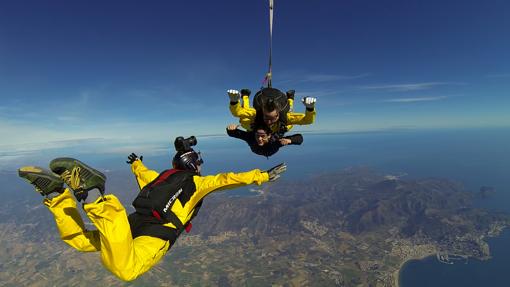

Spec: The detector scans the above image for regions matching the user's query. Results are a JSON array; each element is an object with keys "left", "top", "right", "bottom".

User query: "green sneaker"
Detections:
[
  {"left": 49, "top": 157, "right": 106, "bottom": 202},
  {"left": 18, "top": 166, "right": 64, "bottom": 197}
]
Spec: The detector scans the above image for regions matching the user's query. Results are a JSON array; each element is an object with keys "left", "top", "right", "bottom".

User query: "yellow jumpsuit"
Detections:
[
  {"left": 45, "top": 160, "right": 269, "bottom": 281},
  {"left": 231, "top": 95, "right": 315, "bottom": 133}
]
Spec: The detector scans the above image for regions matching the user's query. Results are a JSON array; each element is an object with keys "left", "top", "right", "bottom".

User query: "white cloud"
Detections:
[
  {"left": 0, "top": 120, "right": 142, "bottom": 147},
  {"left": 360, "top": 82, "right": 462, "bottom": 92},
  {"left": 0, "top": 114, "right": 230, "bottom": 169},
  {"left": 276, "top": 71, "right": 370, "bottom": 85}
]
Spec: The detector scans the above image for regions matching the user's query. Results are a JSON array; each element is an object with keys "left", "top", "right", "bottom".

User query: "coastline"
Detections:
[
  {"left": 393, "top": 228, "right": 510, "bottom": 286},
  {"left": 393, "top": 252, "right": 436, "bottom": 287}
]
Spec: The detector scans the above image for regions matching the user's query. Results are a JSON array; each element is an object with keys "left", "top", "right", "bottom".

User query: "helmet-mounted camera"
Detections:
[{"left": 174, "top": 136, "right": 197, "bottom": 153}]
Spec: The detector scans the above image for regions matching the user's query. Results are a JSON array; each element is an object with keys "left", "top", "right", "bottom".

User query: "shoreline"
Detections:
[
  {"left": 393, "top": 228, "right": 510, "bottom": 287},
  {"left": 393, "top": 252, "right": 436, "bottom": 287}
]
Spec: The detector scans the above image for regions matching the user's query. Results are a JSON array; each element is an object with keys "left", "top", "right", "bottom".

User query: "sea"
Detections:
[
  {"left": 281, "top": 127, "right": 509, "bottom": 287},
  {"left": 3, "top": 127, "right": 509, "bottom": 286},
  {"left": 165, "top": 127, "right": 510, "bottom": 287},
  {"left": 209, "top": 127, "right": 510, "bottom": 287}
]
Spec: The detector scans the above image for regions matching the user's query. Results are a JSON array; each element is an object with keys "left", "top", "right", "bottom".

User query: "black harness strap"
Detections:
[
  {"left": 128, "top": 213, "right": 181, "bottom": 245},
  {"left": 130, "top": 169, "right": 198, "bottom": 242}
]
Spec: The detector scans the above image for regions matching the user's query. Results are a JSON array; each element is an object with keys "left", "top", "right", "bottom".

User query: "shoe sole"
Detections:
[
  {"left": 49, "top": 158, "right": 106, "bottom": 192},
  {"left": 18, "top": 166, "right": 63, "bottom": 195}
]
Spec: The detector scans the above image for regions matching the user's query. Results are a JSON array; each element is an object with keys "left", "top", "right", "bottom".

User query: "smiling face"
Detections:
[{"left": 254, "top": 128, "right": 270, "bottom": 146}]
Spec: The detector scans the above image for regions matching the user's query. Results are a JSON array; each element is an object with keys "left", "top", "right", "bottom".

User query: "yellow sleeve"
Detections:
[
  {"left": 286, "top": 109, "right": 316, "bottom": 126},
  {"left": 131, "top": 160, "right": 160, "bottom": 190},
  {"left": 192, "top": 169, "right": 269, "bottom": 202},
  {"left": 239, "top": 118, "right": 253, "bottom": 131},
  {"left": 229, "top": 102, "right": 257, "bottom": 118},
  {"left": 229, "top": 102, "right": 256, "bottom": 130},
  {"left": 166, "top": 169, "right": 270, "bottom": 228}
]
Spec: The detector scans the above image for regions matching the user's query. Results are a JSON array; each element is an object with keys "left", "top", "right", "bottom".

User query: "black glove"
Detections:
[
  {"left": 240, "top": 88, "right": 251, "bottom": 97},
  {"left": 127, "top": 153, "right": 143, "bottom": 164},
  {"left": 266, "top": 162, "right": 287, "bottom": 182}
]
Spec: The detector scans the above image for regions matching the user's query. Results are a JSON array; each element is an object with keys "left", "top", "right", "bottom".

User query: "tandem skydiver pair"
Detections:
[{"left": 226, "top": 87, "right": 317, "bottom": 157}]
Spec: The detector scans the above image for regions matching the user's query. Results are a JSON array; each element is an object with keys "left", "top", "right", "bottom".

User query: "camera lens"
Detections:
[
  {"left": 188, "top": 136, "right": 197, "bottom": 146},
  {"left": 174, "top": 136, "right": 198, "bottom": 152}
]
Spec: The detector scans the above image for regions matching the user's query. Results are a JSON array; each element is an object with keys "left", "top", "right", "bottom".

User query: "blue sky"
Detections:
[{"left": 1, "top": 0, "right": 509, "bottom": 164}]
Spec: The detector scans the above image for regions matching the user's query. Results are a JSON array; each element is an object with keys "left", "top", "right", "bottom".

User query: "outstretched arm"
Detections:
[
  {"left": 226, "top": 124, "right": 251, "bottom": 142},
  {"left": 230, "top": 102, "right": 256, "bottom": 130},
  {"left": 280, "top": 134, "right": 304, "bottom": 146},
  {"left": 286, "top": 97, "right": 317, "bottom": 126},
  {"left": 194, "top": 169, "right": 269, "bottom": 198},
  {"left": 130, "top": 158, "right": 159, "bottom": 190},
  {"left": 286, "top": 110, "right": 316, "bottom": 125},
  {"left": 185, "top": 164, "right": 286, "bottom": 211},
  {"left": 228, "top": 89, "right": 256, "bottom": 130},
  {"left": 229, "top": 101, "right": 257, "bottom": 118},
  {"left": 184, "top": 170, "right": 268, "bottom": 208},
  {"left": 228, "top": 89, "right": 256, "bottom": 117},
  {"left": 287, "top": 134, "right": 304, "bottom": 145}
]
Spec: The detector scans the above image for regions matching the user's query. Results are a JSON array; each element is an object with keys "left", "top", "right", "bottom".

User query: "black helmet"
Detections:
[
  {"left": 253, "top": 87, "right": 289, "bottom": 113},
  {"left": 172, "top": 149, "right": 203, "bottom": 173}
]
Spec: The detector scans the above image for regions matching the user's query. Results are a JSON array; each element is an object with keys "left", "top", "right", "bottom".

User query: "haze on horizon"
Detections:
[{"left": 1, "top": 0, "right": 509, "bottom": 166}]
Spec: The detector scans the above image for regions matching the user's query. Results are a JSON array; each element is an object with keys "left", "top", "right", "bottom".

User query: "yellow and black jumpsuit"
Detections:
[
  {"left": 44, "top": 160, "right": 269, "bottom": 281},
  {"left": 230, "top": 95, "right": 316, "bottom": 133}
]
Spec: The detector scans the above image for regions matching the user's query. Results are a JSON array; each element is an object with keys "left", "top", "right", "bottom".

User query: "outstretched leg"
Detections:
[
  {"left": 286, "top": 90, "right": 295, "bottom": 112},
  {"left": 240, "top": 88, "right": 252, "bottom": 109},
  {"left": 45, "top": 189, "right": 101, "bottom": 251},
  {"left": 18, "top": 166, "right": 100, "bottom": 252},
  {"left": 84, "top": 195, "right": 170, "bottom": 281},
  {"left": 50, "top": 158, "right": 170, "bottom": 281}
]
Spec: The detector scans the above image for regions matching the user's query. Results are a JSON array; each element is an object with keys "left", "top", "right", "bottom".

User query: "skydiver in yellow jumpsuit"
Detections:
[
  {"left": 18, "top": 136, "right": 286, "bottom": 282},
  {"left": 228, "top": 88, "right": 317, "bottom": 137}
]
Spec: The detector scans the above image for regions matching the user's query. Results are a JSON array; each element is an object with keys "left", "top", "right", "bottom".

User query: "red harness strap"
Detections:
[
  {"left": 152, "top": 169, "right": 179, "bottom": 186},
  {"left": 151, "top": 169, "right": 194, "bottom": 233},
  {"left": 185, "top": 222, "right": 192, "bottom": 233},
  {"left": 152, "top": 210, "right": 162, "bottom": 221}
]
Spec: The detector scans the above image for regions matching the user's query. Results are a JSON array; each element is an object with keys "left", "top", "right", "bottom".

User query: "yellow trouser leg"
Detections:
[
  {"left": 242, "top": 95, "right": 250, "bottom": 109},
  {"left": 45, "top": 188, "right": 100, "bottom": 252},
  {"left": 83, "top": 195, "right": 170, "bottom": 282}
]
